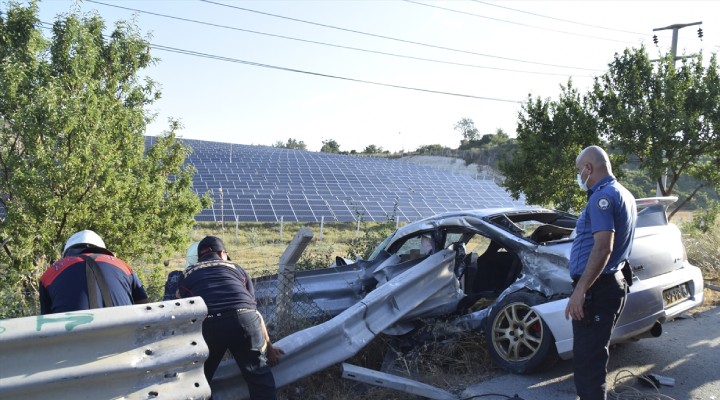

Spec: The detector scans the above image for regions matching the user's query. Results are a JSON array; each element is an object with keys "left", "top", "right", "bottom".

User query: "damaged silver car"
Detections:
[{"left": 249, "top": 196, "right": 704, "bottom": 384}]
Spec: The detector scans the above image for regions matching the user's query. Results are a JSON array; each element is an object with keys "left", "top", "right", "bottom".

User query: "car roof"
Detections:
[{"left": 394, "top": 206, "right": 549, "bottom": 238}]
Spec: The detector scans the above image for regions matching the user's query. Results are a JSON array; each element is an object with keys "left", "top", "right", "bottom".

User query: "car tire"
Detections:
[{"left": 485, "top": 291, "right": 559, "bottom": 374}]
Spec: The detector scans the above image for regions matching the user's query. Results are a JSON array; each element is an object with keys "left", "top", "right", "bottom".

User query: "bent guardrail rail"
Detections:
[
  {"left": 210, "top": 250, "right": 461, "bottom": 399},
  {"left": 0, "top": 297, "right": 210, "bottom": 400}
]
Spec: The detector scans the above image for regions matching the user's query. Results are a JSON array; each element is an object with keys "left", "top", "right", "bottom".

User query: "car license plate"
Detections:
[{"left": 663, "top": 283, "right": 691, "bottom": 308}]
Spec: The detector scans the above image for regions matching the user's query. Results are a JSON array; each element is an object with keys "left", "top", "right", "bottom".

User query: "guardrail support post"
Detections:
[{"left": 276, "top": 228, "right": 314, "bottom": 334}]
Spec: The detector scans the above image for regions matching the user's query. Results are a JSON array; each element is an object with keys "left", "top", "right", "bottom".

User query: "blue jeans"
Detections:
[
  {"left": 572, "top": 275, "right": 627, "bottom": 400},
  {"left": 202, "top": 310, "right": 276, "bottom": 400}
]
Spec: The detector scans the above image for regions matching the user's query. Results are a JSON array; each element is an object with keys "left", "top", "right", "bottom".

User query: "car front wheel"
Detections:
[{"left": 485, "top": 291, "right": 558, "bottom": 374}]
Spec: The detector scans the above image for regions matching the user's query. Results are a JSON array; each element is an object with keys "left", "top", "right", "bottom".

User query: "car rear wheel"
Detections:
[{"left": 485, "top": 291, "right": 558, "bottom": 374}]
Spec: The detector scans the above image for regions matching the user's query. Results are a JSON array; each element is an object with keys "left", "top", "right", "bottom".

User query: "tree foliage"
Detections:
[
  {"left": 415, "top": 144, "right": 450, "bottom": 153},
  {"left": 362, "top": 144, "right": 384, "bottom": 154},
  {"left": 500, "top": 81, "right": 601, "bottom": 211},
  {"left": 0, "top": 2, "right": 210, "bottom": 316},
  {"left": 501, "top": 47, "right": 719, "bottom": 216},
  {"left": 592, "top": 48, "right": 720, "bottom": 217},
  {"left": 272, "top": 137, "right": 307, "bottom": 151},
  {"left": 454, "top": 117, "right": 479, "bottom": 143},
  {"left": 320, "top": 138, "right": 341, "bottom": 153}
]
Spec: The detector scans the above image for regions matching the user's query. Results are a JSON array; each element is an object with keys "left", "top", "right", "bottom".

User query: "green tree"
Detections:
[
  {"left": 454, "top": 117, "right": 479, "bottom": 142},
  {"left": 499, "top": 81, "right": 600, "bottom": 211},
  {"left": 501, "top": 48, "right": 719, "bottom": 216},
  {"left": 415, "top": 144, "right": 449, "bottom": 153},
  {"left": 362, "top": 144, "right": 383, "bottom": 154},
  {"left": 0, "top": 2, "right": 210, "bottom": 316},
  {"left": 273, "top": 138, "right": 307, "bottom": 151},
  {"left": 320, "top": 139, "right": 341, "bottom": 153},
  {"left": 592, "top": 47, "right": 720, "bottom": 217}
]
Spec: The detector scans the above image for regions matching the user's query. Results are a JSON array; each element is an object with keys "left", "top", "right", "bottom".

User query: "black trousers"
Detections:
[
  {"left": 202, "top": 310, "right": 277, "bottom": 400},
  {"left": 572, "top": 274, "right": 627, "bottom": 400}
]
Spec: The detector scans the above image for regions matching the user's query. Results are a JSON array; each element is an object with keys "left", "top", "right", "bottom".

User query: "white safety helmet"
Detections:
[
  {"left": 63, "top": 230, "right": 106, "bottom": 256},
  {"left": 184, "top": 241, "right": 199, "bottom": 267}
]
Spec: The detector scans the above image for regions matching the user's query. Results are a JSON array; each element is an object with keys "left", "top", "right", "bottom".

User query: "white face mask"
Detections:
[{"left": 577, "top": 166, "right": 591, "bottom": 191}]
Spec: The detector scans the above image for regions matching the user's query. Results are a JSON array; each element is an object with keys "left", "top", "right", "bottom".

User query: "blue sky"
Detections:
[{"left": 31, "top": 0, "right": 720, "bottom": 152}]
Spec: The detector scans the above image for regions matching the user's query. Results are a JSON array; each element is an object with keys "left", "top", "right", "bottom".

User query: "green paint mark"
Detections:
[
  {"left": 36, "top": 313, "right": 94, "bottom": 332},
  {"left": 0, "top": 326, "right": 5, "bottom": 334}
]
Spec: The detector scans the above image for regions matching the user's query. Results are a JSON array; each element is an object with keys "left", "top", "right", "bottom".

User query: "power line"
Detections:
[
  {"left": 36, "top": 19, "right": 522, "bottom": 102},
  {"left": 35, "top": 18, "right": 569, "bottom": 103},
  {"left": 470, "top": 0, "right": 646, "bottom": 36},
  {"left": 85, "top": 0, "right": 593, "bottom": 78},
  {"left": 149, "top": 43, "right": 523, "bottom": 103},
  {"left": 403, "top": 0, "right": 635, "bottom": 44},
  {"left": 199, "top": 0, "right": 601, "bottom": 72}
]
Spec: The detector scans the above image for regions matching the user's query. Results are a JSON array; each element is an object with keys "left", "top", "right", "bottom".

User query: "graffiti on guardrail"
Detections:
[
  {"left": 36, "top": 313, "right": 94, "bottom": 332},
  {"left": 0, "top": 313, "right": 94, "bottom": 335}
]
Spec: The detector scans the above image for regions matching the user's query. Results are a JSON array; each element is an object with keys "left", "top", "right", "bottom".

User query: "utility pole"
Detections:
[
  {"left": 653, "top": 22, "right": 702, "bottom": 66},
  {"left": 651, "top": 21, "right": 702, "bottom": 196}
]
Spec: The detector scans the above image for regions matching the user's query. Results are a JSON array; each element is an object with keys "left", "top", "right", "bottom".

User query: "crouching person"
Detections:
[{"left": 178, "top": 236, "right": 284, "bottom": 400}]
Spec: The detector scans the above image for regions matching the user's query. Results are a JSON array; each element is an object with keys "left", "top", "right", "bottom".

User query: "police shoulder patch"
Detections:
[{"left": 597, "top": 197, "right": 610, "bottom": 210}]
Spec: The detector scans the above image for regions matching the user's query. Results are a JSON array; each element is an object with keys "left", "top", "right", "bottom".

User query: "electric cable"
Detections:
[
  {"left": 199, "top": 0, "right": 602, "bottom": 72},
  {"left": 150, "top": 43, "right": 523, "bottom": 103},
  {"left": 470, "top": 0, "right": 646, "bottom": 36},
  {"left": 608, "top": 369, "right": 677, "bottom": 400},
  {"left": 36, "top": 20, "right": 526, "bottom": 102},
  {"left": 84, "top": 0, "right": 594, "bottom": 78},
  {"left": 403, "top": 0, "right": 633, "bottom": 44}
]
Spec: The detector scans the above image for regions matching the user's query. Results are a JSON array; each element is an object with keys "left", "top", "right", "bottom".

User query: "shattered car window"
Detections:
[{"left": 367, "top": 233, "right": 394, "bottom": 261}]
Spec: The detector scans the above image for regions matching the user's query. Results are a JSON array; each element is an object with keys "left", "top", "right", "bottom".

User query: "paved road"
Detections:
[{"left": 462, "top": 306, "right": 720, "bottom": 400}]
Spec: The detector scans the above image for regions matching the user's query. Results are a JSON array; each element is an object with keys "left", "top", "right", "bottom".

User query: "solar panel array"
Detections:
[{"left": 146, "top": 137, "right": 524, "bottom": 223}]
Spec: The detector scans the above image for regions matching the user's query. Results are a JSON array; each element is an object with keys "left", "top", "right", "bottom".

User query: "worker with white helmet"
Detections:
[{"left": 39, "top": 230, "right": 149, "bottom": 314}]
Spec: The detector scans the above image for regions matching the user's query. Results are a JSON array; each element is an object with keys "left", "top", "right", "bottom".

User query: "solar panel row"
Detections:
[
  {"left": 0, "top": 137, "right": 521, "bottom": 224},
  {"left": 145, "top": 136, "right": 524, "bottom": 223}
]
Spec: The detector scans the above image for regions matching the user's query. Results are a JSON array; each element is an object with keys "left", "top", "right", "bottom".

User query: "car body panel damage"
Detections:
[
  {"left": 210, "top": 250, "right": 461, "bottom": 399},
  {"left": 209, "top": 197, "right": 704, "bottom": 399}
]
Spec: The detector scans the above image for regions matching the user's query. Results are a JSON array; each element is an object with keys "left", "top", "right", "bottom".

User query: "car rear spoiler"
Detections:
[{"left": 635, "top": 196, "right": 678, "bottom": 212}]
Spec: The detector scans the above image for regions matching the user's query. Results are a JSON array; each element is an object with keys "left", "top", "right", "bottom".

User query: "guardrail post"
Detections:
[
  {"left": 319, "top": 216, "right": 324, "bottom": 241},
  {"left": 276, "top": 228, "right": 314, "bottom": 334}
]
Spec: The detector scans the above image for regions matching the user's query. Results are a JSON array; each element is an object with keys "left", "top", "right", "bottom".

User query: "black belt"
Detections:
[
  {"left": 206, "top": 308, "right": 256, "bottom": 319},
  {"left": 572, "top": 270, "right": 624, "bottom": 286}
]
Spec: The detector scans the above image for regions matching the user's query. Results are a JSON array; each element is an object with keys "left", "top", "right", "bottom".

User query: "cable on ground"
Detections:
[{"left": 608, "top": 369, "right": 677, "bottom": 400}]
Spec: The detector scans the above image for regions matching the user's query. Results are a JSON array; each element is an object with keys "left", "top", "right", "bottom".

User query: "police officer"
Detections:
[
  {"left": 565, "top": 146, "right": 637, "bottom": 399},
  {"left": 39, "top": 229, "right": 149, "bottom": 314},
  {"left": 178, "top": 236, "right": 283, "bottom": 400}
]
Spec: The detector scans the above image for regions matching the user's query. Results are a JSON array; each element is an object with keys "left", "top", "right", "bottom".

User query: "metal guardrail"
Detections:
[
  {"left": 0, "top": 298, "right": 210, "bottom": 400},
  {"left": 210, "top": 250, "right": 461, "bottom": 399}
]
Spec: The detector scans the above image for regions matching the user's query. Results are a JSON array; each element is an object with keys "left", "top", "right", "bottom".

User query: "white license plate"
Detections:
[{"left": 663, "top": 283, "right": 691, "bottom": 308}]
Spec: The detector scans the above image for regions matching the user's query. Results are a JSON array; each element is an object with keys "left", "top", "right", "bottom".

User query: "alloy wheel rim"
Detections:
[{"left": 492, "top": 302, "right": 544, "bottom": 362}]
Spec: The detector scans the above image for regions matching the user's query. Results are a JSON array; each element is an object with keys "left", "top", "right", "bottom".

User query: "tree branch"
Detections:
[{"left": 668, "top": 183, "right": 704, "bottom": 220}]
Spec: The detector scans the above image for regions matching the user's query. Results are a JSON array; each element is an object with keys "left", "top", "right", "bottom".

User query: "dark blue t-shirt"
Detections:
[
  {"left": 177, "top": 255, "right": 257, "bottom": 314},
  {"left": 569, "top": 175, "right": 637, "bottom": 278},
  {"left": 39, "top": 253, "right": 148, "bottom": 314}
]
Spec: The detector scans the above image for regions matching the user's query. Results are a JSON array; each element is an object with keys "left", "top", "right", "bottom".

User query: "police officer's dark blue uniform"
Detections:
[
  {"left": 565, "top": 146, "right": 636, "bottom": 400},
  {"left": 178, "top": 236, "right": 282, "bottom": 400}
]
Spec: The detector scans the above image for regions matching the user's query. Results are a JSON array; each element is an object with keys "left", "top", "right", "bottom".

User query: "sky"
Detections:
[{"left": 28, "top": 0, "right": 720, "bottom": 152}]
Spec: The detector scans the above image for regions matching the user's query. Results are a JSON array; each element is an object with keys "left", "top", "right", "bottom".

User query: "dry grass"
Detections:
[
  {"left": 278, "top": 329, "right": 503, "bottom": 400},
  {"left": 172, "top": 222, "right": 391, "bottom": 275}
]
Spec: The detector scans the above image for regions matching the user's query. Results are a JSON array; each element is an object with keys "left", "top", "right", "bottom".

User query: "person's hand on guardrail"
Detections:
[{"left": 266, "top": 343, "right": 285, "bottom": 367}]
